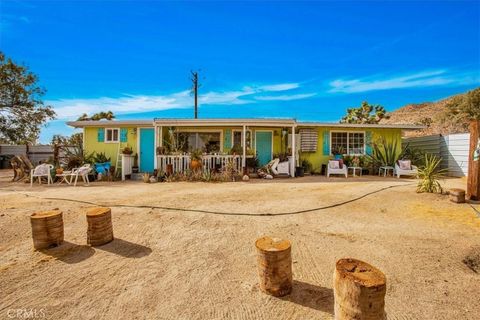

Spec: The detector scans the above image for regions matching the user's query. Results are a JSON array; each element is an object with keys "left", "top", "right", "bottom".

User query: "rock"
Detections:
[
  {"left": 265, "top": 175, "right": 273, "bottom": 180},
  {"left": 242, "top": 175, "right": 250, "bottom": 181}
]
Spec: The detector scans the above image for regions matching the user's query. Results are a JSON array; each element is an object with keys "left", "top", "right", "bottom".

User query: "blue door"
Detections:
[
  {"left": 140, "top": 128, "right": 154, "bottom": 173},
  {"left": 255, "top": 131, "right": 273, "bottom": 166}
]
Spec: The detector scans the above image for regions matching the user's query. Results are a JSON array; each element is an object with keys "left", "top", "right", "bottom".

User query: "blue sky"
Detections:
[{"left": 1, "top": 0, "right": 479, "bottom": 143}]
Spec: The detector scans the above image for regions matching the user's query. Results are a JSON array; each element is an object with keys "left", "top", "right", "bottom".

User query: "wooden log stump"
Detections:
[
  {"left": 334, "top": 258, "right": 386, "bottom": 320},
  {"left": 30, "top": 210, "right": 64, "bottom": 250},
  {"left": 86, "top": 207, "right": 114, "bottom": 246},
  {"left": 255, "top": 236, "right": 292, "bottom": 297},
  {"left": 449, "top": 188, "right": 466, "bottom": 203}
]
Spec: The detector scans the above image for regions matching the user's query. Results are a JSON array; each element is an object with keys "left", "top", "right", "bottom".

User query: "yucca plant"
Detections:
[{"left": 417, "top": 154, "right": 447, "bottom": 193}]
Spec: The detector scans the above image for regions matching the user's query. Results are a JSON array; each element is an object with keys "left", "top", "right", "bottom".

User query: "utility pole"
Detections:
[{"left": 191, "top": 71, "right": 199, "bottom": 119}]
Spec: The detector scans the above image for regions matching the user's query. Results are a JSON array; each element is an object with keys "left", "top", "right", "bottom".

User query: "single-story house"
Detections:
[{"left": 67, "top": 118, "right": 423, "bottom": 178}]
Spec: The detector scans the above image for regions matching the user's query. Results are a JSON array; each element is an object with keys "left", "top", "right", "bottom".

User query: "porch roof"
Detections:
[{"left": 153, "top": 118, "right": 296, "bottom": 127}]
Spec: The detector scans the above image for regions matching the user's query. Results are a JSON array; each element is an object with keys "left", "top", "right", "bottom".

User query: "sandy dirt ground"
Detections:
[{"left": 0, "top": 170, "right": 479, "bottom": 320}]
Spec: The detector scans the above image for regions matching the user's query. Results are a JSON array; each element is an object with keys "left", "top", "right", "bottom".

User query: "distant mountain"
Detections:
[{"left": 381, "top": 90, "right": 474, "bottom": 137}]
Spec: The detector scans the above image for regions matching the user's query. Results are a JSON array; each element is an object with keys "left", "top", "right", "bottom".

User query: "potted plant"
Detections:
[
  {"left": 132, "top": 153, "right": 139, "bottom": 173},
  {"left": 122, "top": 146, "right": 133, "bottom": 155},
  {"left": 190, "top": 149, "right": 203, "bottom": 171},
  {"left": 156, "top": 146, "right": 166, "bottom": 155},
  {"left": 301, "top": 159, "right": 312, "bottom": 175},
  {"left": 331, "top": 146, "right": 345, "bottom": 160}
]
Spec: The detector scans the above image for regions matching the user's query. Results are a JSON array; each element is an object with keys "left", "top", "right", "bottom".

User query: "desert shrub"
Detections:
[
  {"left": 400, "top": 143, "right": 425, "bottom": 166},
  {"left": 417, "top": 154, "right": 447, "bottom": 193}
]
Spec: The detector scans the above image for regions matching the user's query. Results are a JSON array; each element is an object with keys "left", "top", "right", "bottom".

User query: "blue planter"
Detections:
[
  {"left": 94, "top": 162, "right": 111, "bottom": 175},
  {"left": 334, "top": 154, "right": 343, "bottom": 160}
]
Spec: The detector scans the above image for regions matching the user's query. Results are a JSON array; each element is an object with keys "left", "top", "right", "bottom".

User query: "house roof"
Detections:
[
  {"left": 67, "top": 118, "right": 425, "bottom": 130},
  {"left": 67, "top": 120, "right": 152, "bottom": 128},
  {"left": 297, "top": 122, "right": 425, "bottom": 130}
]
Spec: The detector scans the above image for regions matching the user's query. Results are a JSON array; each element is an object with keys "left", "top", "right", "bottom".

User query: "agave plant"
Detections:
[
  {"left": 417, "top": 154, "right": 448, "bottom": 193},
  {"left": 367, "top": 137, "right": 402, "bottom": 166}
]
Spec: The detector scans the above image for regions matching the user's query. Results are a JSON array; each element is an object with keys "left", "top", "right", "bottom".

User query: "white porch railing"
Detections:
[
  {"left": 157, "top": 154, "right": 251, "bottom": 174},
  {"left": 121, "top": 154, "right": 133, "bottom": 181}
]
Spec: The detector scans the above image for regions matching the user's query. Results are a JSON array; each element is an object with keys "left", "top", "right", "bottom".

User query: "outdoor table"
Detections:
[
  {"left": 378, "top": 166, "right": 394, "bottom": 177},
  {"left": 348, "top": 166, "right": 362, "bottom": 176},
  {"left": 56, "top": 171, "right": 73, "bottom": 185}
]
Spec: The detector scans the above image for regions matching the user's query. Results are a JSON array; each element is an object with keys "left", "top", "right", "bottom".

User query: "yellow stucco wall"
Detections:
[
  {"left": 84, "top": 126, "right": 140, "bottom": 164},
  {"left": 298, "top": 127, "right": 402, "bottom": 171}
]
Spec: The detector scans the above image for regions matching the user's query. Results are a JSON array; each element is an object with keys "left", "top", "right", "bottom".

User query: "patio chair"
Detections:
[
  {"left": 71, "top": 164, "right": 92, "bottom": 186},
  {"left": 30, "top": 163, "right": 54, "bottom": 186},
  {"left": 327, "top": 160, "right": 347, "bottom": 178},
  {"left": 394, "top": 160, "right": 418, "bottom": 178}
]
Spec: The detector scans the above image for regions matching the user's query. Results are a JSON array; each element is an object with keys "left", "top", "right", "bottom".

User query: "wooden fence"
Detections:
[{"left": 0, "top": 145, "right": 54, "bottom": 167}]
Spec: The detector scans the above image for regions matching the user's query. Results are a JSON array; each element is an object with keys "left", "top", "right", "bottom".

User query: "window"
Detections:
[
  {"left": 177, "top": 132, "right": 221, "bottom": 153},
  {"left": 232, "top": 130, "right": 251, "bottom": 149},
  {"left": 331, "top": 131, "right": 365, "bottom": 155},
  {"left": 105, "top": 128, "right": 119, "bottom": 143}
]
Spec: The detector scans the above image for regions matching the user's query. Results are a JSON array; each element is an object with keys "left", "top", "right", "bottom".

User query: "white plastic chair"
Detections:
[
  {"left": 394, "top": 163, "right": 418, "bottom": 178},
  {"left": 70, "top": 164, "right": 92, "bottom": 186},
  {"left": 30, "top": 164, "right": 54, "bottom": 186},
  {"left": 327, "top": 160, "right": 348, "bottom": 178}
]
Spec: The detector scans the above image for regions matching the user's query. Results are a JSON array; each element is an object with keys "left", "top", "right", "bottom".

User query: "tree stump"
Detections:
[
  {"left": 334, "top": 258, "right": 386, "bottom": 320},
  {"left": 449, "top": 188, "right": 466, "bottom": 203},
  {"left": 30, "top": 210, "right": 64, "bottom": 250},
  {"left": 86, "top": 207, "right": 114, "bottom": 246},
  {"left": 255, "top": 236, "right": 292, "bottom": 297}
]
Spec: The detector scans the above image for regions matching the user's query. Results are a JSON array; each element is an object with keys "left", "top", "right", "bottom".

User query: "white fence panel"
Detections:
[
  {"left": 403, "top": 133, "right": 470, "bottom": 177},
  {"left": 442, "top": 134, "right": 469, "bottom": 177}
]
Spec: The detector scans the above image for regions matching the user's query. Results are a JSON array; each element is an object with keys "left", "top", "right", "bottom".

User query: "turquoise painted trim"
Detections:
[
  {"left": 139, "top": 128, "right": 155, "bottom": 173},
  {"left": 120, "top": 128, "right": 128, "bottom": 142},
  {"left": 256, "top": 131, "right": 273, "bottom": 166},
  {"left": 224, "top": 129, "right": 232, "bottom": 149},
  {"left": 365, "top": 131, "right": 373, "bottom": 155},
  {"left": 97, "top": 128, "right": 104, "bottom": 142},
  {"left": 323, "top": 130, "right": 330, "bottom": 155}
]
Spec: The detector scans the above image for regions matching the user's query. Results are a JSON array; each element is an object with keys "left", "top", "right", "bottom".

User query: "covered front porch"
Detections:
[{"left": 152, "top": 119, "right": 298, "bottom": 177}]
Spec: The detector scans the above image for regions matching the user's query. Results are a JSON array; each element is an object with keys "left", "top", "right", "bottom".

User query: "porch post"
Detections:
[
  {"left": 154, "top": 125, "right": 158, "bottom": 170},
  {"left": 242, "top": 125, "right": 247, "bottom": 173},
  {"left": 291, "top": 125, "right": 296, "bottom": 177},
  {"left": 159, "top": 126, "right": 163, "bottom": 147}
]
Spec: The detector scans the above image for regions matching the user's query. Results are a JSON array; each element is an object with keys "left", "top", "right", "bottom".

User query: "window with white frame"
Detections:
[
  {"left": 331, "top": 131, "right": 365, "bottom": 155},
  {"left": 105, "top": 128, "right": 119, "bottom": 143},
  {"left": 232, "top": 130, "right": 251, "bottom": 149},
  {"left": 177, "top": 132, "right": 221, "bottom": 153}
]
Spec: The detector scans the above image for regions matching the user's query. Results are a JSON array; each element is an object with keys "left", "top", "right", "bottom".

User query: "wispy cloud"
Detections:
[
  {"left": 48, "top": 82, "right": 313, "bottom": 120},
  {"left": 255, "top": 93, "right": 317, "bottom": 101},
  {"left": 329, "top": 70, "right": 479, "bottom": 93},
  {"left": 257, "top": 83, "right": 299, "bottom": 91}
]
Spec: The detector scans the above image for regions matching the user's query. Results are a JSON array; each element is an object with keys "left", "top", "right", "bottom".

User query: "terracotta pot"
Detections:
[
  {"left": 56, "top": 168, "right": 64, "bottom": 175},
  {"left": 166, "top": 164, "right": 173, "bottom": 176},
  {"left": 190, "top": 159, "right": 202, "bottom": 171}
]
